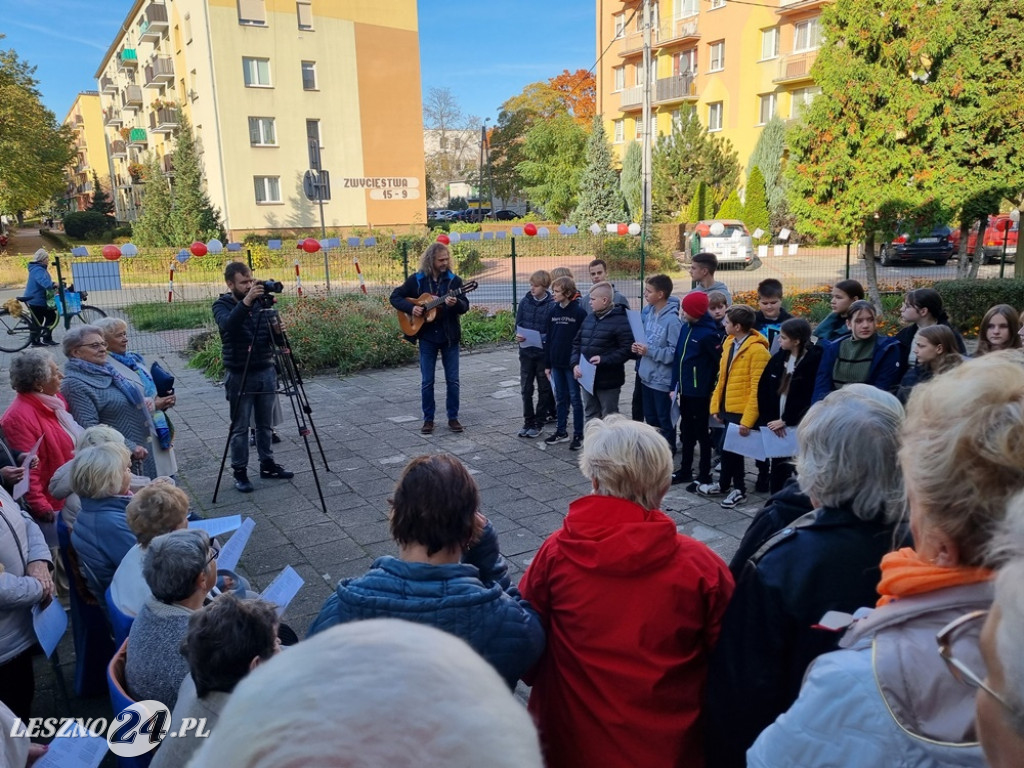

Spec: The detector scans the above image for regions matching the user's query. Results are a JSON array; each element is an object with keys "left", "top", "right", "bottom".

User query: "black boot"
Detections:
[{"left": 233, "top": 468, "right": 254, "bottom": 493}]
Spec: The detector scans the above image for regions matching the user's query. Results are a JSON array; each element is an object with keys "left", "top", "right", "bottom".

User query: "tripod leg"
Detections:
[{"left": 276, "top": 333, "right": 331, "bottom": 471}]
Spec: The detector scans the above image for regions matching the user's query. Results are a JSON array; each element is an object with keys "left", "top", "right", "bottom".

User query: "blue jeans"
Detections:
[
  {"left": 225, "top": 367, "right": 276, "bottom": 470},
  {"left": 419, "top": 338, "right": 460, "bottom": 420},
  {"left": 550, "top": 366, "right": 583, "bottom": 437},
  {"left": 642, "top": 384, "right": 676, "bottom": 452}
]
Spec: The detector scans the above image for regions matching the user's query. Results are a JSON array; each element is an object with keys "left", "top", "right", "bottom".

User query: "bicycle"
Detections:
[{"left": 0, "top": 282, "right": 107, "bottom": 353}]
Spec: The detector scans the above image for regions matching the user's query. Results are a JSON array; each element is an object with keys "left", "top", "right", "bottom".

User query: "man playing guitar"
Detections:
[{"left": 390, "top": 242, "right": 470, "bottom": 434}]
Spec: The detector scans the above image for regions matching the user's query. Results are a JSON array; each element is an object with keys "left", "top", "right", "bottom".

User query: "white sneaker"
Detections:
[
  {"left": 697, "top": 482, "right": 722, "bottom": 496},
  {"left": 721, "top": 489, "right": 747, "bottom": 508}
]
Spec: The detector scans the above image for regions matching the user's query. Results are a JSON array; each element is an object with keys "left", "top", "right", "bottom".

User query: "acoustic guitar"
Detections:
[{"left": 397, "top": 280, "right": 479, "bottom": 336}]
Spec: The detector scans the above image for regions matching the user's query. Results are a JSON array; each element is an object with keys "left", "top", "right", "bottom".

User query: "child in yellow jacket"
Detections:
[{"left": 698, "top": 305, "right": 770, "bottom": 508}]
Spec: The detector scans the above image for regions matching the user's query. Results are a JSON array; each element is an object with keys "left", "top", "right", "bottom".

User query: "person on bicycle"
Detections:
[{"left": 24, "top": 250, "right": 58, "bottom": 347}]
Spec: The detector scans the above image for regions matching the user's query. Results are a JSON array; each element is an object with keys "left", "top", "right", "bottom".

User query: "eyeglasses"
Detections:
[
  {"left": 936, "top": 609, "right": 1015, "bottom": 713},
  {"left": 77, "top": 342, "right": 107, "bottom": 350},
  {"left": 205, "top": 542, "right": 221, "bottom": 567}
]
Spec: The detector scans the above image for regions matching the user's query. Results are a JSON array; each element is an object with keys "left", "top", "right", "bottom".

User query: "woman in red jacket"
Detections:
[
  {"left": 519, "top": 416, "right": 734, "bottom": 768},
  {"left": 1, "top": 349, "right": 82, "bottom": 532}
]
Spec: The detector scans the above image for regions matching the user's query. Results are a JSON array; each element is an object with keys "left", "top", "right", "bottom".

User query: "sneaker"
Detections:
[
  {"left": 697, "top": 482, "right": 722, "bottom": 496},
  {"left": 545, "top": 432, "right": 570, "bottom": 445},
  {"left": 544, "top": 414, "right": 557, "bottom": 424},
  {"left": 524, "top": 425, "right": 541, "bottom": 438},
  {"left": 260, "top": 462, "right": 294, "bottom": 480},
  {"left": 448, "top": 419, "right": 465, "bottom": 433},
  {"left": 721, "top": 489, "right": 747, "bottom": 508},
  {"left": 671, "top": 469, "right": 692, "bottom": 486},
  {"left": 569, "top": 435, "right": 583, "bottom": 451},
  {"left": 272, "top": 431, "right": 282, "bottom": 444},
  {"left": 713, "top": 461, "right": 722, "bottom": 474},
  {"left": 421, "top": 421, "right": 434, "bottom": 434},
  {"left": 518, "top": 424, "right": 530, "bottom": 437},
  {"left": 685, "top": 481, "right": 701, "bottom": 493},
  {"left": 233, "top": 469, "right": 254, "bottom": 493}
]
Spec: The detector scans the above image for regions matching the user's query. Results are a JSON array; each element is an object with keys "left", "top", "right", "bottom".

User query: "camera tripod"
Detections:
[{"left": 212, "top": 303, "right": 331, "bottom": 512}]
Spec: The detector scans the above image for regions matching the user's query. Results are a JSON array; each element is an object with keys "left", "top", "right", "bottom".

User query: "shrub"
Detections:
[
  {"left": 933, "top": 278, "right": 1024, "bottom": 337},
  {"left": 593, "top": 234, "right": 676, "bottom": 276},
  {"left": 125, "top": 300, "right": 213, "bottom": 331},
  {"left": 453, "top": 247, "right": 483, "bottom": 276},
  {"left": 64, "top": 211, "right": 113, "bottom": 239}
]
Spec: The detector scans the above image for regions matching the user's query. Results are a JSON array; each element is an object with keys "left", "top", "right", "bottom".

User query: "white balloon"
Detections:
[
  {"left": 627, "top": 223, "right": 641, "bottom": 236},
  {"left": 589, "top": 223, "right": 602, "bottom": 235},
  {"left": 206, "top": 238, "right": 224, "bottom": 254},
  {"left": 448, "top": 231, "right": 461, "bottom": 244},
  {"left": 709, "top": 222, "right": 725, "bottom": 236},
  {"left": 538, "top": 227, "right": 549, "bottom": 237}
]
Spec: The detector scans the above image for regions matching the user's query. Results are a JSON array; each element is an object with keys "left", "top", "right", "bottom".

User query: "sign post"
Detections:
[{"left": 304, "top": 138, "right": 331, "bottom": 292}]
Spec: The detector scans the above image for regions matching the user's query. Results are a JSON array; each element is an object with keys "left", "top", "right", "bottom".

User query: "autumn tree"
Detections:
[
  {"left": 620, "top": 141, "right": 643, "bottom": 223},
  {"left": 549, "top": 69, "right": 597, "bottom": 126},
  {"left": 517, "top": 114, "right": 588, "bottom": 221},
  {"left": 169, "top": 114, "right": 223, "bottom": 244},
  {"left": 652, "top": 112, "right": 739, "bottom": 221},
  {"left": 571, "top": 118, "right": 625, "bottom": 227}
]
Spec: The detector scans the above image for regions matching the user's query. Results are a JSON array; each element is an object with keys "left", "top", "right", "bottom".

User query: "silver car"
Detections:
[{"left": 692, "top": 219, "right": 754, "bottom": 265}]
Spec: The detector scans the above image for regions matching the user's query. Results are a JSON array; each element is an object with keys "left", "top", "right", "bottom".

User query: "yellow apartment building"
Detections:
[
  {"left": 597, "top": 0, "right": 826, "bottom": 178},
  {"left": 62, "top": 92, "right": 111, "bottom": 212},
  {"left": 93, "top": 0, "right": 426, "bottom": 237}
]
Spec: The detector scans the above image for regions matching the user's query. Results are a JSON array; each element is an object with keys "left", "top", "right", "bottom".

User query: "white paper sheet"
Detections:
[
  {"left": 261, "top": 565, "right": 304, "bottom": 617},
  {"left": 216, "top": 517, "right": 256, "bottom": 573},
  {"left": 773, "top": 244, "right": 784, "bottom": 257},
  {"left": 33, "top": 723, "right": 107, "bottom": 768},
  {"left": 761, "top": 426, "right": 799, "bottom": 458},
  {"left": 752, "top": 228, "right": 765, "bottom": 240},
  {"left": 189, "top": 515, "right": 242, "bottom": 538},
  {"left": 779, "top": 228, "right": 792, "bottom": 241},
  {"left": 516, "top": 325, "right": 543, "bottom": 349},
  {"left": 626, "top": 309, "right": 645, "bottom": 344},
  {"left": 577, "top": 356, "right": 597, "bottom": 395},
  {"left": 12, "top": 435, "right": 44, "bottom": 501},
  {"left": 757, "top": 245, "right": 769, "bottom": 259},
  {"left": 33, "top": 598, "right": 68, "bottom": 658},
  {"left": 788, "top": 243, "right": 800, "bottom": 256},
  {"left": 722, "top": 423, "right": 766, "bottom": 461}
]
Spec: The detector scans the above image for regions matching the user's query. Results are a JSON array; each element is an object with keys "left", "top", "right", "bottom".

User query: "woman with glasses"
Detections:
[
  {"left": 749, "top": 354, "right": 1024, "bottom": 767},
  {"left": 893, "top": 288, "right": 965, "bottom": 373},
  {"left": 61, "top": 325, "right": 160, "bottom": 479}
]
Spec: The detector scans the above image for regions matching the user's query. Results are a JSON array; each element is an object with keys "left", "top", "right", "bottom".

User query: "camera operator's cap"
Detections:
[{"left": 32, "top": 249, "right": 49, "bottom": 263}]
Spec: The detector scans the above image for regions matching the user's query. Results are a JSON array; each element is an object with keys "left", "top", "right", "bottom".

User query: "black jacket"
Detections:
[
  {"left": 756, "top": 344, "right": 823, "bottom": 427},
  {"left": 754, "top": 308, "right": 793, "bottom": 351},
  {"left": 570, "top": 305, "right": 635, "bottom": 390},
  {"left": 515, "top": 290, "right": 555, "bottom": 359},
  {"left": 728, "top": 478, "right": 814, "bottom": 578},
  {"left": 389, "top": 270, "right": 469, "bottom": 346},
  {"left": 893, "top": 321, "right": 966, "bottom": 378},
  {"left": 212, "top": 292, "right": 277, "bottom": 373},
  {"left": 544, "top": 299, "right": 587, "bottom": 368}
]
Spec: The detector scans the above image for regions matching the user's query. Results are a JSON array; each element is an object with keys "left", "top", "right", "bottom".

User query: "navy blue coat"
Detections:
[
  {"left": 671, "top": 312, "right": 723, "bottom": 397},
  {"left": 516, "top": 290, "right": 555, "bottom": 359},
  {"left": 812, "top": 334, "right": 901, "bottom": 403}
]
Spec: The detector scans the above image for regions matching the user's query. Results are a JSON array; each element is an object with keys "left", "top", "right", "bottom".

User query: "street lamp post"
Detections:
[{"left": 999, "top": 209, "right": 1020, "bottom": 279}]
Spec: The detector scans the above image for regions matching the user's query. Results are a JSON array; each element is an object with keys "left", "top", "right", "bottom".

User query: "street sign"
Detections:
[
  {"left": 303, "top": 170, "right": 331, "bottom": 201},
  {"left": 341, "top": 176, "right": 420, "bottom": 190}
]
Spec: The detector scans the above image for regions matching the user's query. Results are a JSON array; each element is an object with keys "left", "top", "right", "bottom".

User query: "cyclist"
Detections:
[{"left": 24, "top": 250, "right": 58, "bottom": 347}]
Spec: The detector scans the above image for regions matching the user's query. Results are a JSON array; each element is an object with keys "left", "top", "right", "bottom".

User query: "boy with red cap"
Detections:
[{"left": 671, "top": 291, "right": 724, "bottom": 491}]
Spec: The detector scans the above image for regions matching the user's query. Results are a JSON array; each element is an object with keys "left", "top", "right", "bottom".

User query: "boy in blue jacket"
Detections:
[
  {"left": 671, "top": 291, "right": 723, "bottom": 490},
  {"left": 514, "top": 270, "right": 555, "bottom": 438},
  {"left": 633, "top": 275, "right": 682, "bottom": 451},
  {"left": 543, "top": 276, "right": 587, "bottom": 450}
]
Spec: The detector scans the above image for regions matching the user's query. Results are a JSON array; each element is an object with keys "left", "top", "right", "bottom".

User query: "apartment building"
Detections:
[
  {"left": 597, "top": 0, "right": 826, "bottom": 172},
  {"left": 62, "top": 92, "right": 111, "bottom": 212},
  {"left": 93, "top": 0, "right": 426, "bottom": 237}
]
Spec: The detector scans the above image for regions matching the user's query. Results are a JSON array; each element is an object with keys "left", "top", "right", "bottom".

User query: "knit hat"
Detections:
[
  {"left": 682, "top": 291, "right": 709, "bottom": 318},
  {"left": 32, "top": 249, "right": 49, "bottom": 263}
]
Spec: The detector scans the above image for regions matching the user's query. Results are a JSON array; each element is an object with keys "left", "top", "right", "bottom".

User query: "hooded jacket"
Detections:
[
  {"left": 23, "top": 262, "right": 55, "bottom": 307},
  {"left": 520, "top": 495, "right": 734, "bottom": 768},
  {"left": 748, "top": 581, "right": 991, "bottom": 768},
  {"left": 570, "top": 304, "right": 635, "bottom": 390},
  {"left": 672, "top": 312, "right": 723, "bottom": 398},
  {"left": 515, "top": 289, "right": 555, "bottom": 359},
  {"left": 711, "top": 330, "right": 771, "bottom": 427},
  {"left": 637, "top": 301, "right": 682, "bottom": 392}
]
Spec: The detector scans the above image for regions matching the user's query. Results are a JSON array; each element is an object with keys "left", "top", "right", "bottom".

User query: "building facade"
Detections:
[
  {"left": 62, "top": 92, "right": 111, "bottom": 213},
  {"left": 93, "top": 0, "right": 426, "bottom": 237},
  {"left": 597, "top": 0, "right": 825, "bottom": 174}
]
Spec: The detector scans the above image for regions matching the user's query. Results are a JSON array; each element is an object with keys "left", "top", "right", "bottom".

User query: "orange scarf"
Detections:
[{"left": 876, "top": 547, "right": 993, "bottom": 607}]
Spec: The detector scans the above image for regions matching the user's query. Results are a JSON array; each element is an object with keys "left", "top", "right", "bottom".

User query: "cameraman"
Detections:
[{"left": 213, "top": 262, "right": 293, "bottom": 493}]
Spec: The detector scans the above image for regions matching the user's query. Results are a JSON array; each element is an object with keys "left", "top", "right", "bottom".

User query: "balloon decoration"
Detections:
[
  {"left": 189, "top": 241, "right": 208, "bottom": 257},
  {"left": 176, "top": 249, "right": 190, "bottom": 264},
  {"left": 71, "top": 246, "right": 89, "bottom": 257},
  {"left": 628, "top": 223, "right": 642, "bottom": 236},
  {"left": 206, "top": 238, "right": 224, "bottom": 255},
  {"left": 524, "top": 223, "right": 538, "bottom": 236},
  {"left": 589, "top": 223, "right": 602, "bottom": 235},
  {"left": 448, "top": 231, "right": 461, "bottom": 244},
  {"left": 120, "top": 243, "right": 138, "bottom": 257},
  {"left": 616, "top": 223, "right": 629, "bottom": 236},
  {"left": 101, "top": 245, "right": 121, "bottom": 261},
  {"left": 709, "top": 222, "right": 726, "bottom": 237},
  {"left": 537, "top": 227, "right": 549, "bottom": 237},
  {"left": 436, "top": 234, "right": 451, "bottom": 245},
  {"left": 301, "top": 238, "right": 321, "bottom": 253}
]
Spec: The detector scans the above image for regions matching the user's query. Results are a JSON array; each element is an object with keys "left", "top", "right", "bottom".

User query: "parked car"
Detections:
[
  {"left": 490, "top": 209, "right": 519, "bottom": 221},
  {"left": 950, "top": 215, "right": 1018, "bottom": 263},
  {"left": 459, "top": 208, "right": 491, "bottom": 223},
  {"left": 877, "top": 225, "right": 954, "bottom": 266},
  {"left": 691, "top": 220, "right": 754, "bottom": 265},
  {"left": 432, "top": 209, "right": 458, "bottom": 221}
]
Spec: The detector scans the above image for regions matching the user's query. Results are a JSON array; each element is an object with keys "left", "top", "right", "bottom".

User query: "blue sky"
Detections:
[{"left": 3, "top": 0, "right": 594, "bottom": 123}]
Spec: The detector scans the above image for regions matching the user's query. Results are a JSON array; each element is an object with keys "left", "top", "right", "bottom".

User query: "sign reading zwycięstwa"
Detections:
[{"left": 343, "top": 176, "right": 421, "bottom": 200}]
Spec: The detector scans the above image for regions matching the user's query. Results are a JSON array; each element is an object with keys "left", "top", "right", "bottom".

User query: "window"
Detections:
[
  {"left": 613, "top": 119, "right": 624, "bottom": 144},
  {"left": 709, "top": 41, "right": 725, "bottom": 72},
  {"left": 238, "top": 0, "right": 266, "bottom": 25},
  {"left": 761, "top": 27, "right": 779, "bottom": 60},
  {"left": 248, "top": 117, "right": 276, "bottom": 146},
  {"left": 296, "top": 0, "right": 314, "bottom": 30},
  {"left": 254, "top": 176, "right": 281, "bottom": 203},
  {"left": 613, "top": 66, "right": 625, "bottom": 92},
  {"left": 672, "top": 105, "right": 695, "bottom": 131},
  {"left": 613, "top": 13, "right": 625, "bottom": 39},
  {"left": 243, "top": 57, "right": 271, "bottom": 87},
  {"left": 301, "top": 61, "right": 317, "bottom": 90},
  {"left": 708, "top": 102, "right": 723, "bottom": 131},
  {"left": 635, "top": 62, "right": 646, "bottom": 85},
  {"left": 710, "top": 0, "right": 725, "bottom": 8},
  {"left": 789, "top": 86, "right": 822, "bottom": 118},
  {"left": 673, "top": 49, "right": 697, "bottom": 76},
  {"left": 794, "top": 17, "right": 822, "bottom": 52},
  {"left": 675, "top": 0, "right": 698, "bottom": 19},
  {"left": 635, "top": 116, "right": 644, "bottom": 141},
  {"left": 758, "top": 94, "right": 776, "bottom": 125},
  {"left": 306, "top": 119, "right": 321, "bottom": 167},
  {"left": 184, "top": 13, "right": 193, "bottom": 43}
]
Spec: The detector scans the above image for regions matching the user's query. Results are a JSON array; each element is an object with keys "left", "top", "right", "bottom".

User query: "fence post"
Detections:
[
  {"left": 246, "top": 248, "right": 253, "bottom": 271},
  {"left": 402, "top": 241, "right": 409, "bottom": 280},
  {"left": 324, "top": 246, "right": 331, "bottom": 295},
  {"left": 638, "top": 232, "right": 646, "bottom": 308},
  {"left": 510, "top": 236, "right": 518, "bottom": 314},
  {"left": 845, "top": 243, "right": 851, "bottom": 279}
]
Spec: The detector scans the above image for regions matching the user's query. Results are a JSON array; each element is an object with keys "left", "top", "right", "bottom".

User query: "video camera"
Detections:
[{"left": 257, "top": 280, "right": 284, "bottom": 307}]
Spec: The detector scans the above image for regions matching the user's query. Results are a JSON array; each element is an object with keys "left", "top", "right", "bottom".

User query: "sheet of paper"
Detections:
[
  {"left": 723, "top": 423, "right": 766, "bottom": 461},
  {"left": 33, "top": 723, "right": 107, "bottom": 768},
  {"left": 190, "top": 515, "right": 242, "bottom": 538},
  {"left": 12, "top": 435, "right": 44, "bottom": 500},
  {"left": 261, "top": 565, "right": 304, "bottom": 617},
  {"left": 779, "top": 228, "right": 791, "bottom": 241},
  {"left": 577, "top": 356, "right": 597, "bottom": 395},
  {"left": 33, "top": 598, "right": 68, "bottom": 658},
  {"left": 626, "top": 309, "right": 645, "bottom": 344},
  {"left": 758, "top": 244, "right": 769, "bottom": 259},
  {"left": 216, "top": 517, "right": 256, "bottom": 573},
  {"left": 516, "top": 325, "right": 543, "bottom": 349},
  {"left": 773, "top": 244, "right": 784, "bottom": 257},
  {"left": 788, "top": 243, "right": 800, "bottom": 256},
  {"left": 752, "top": 228, "right": 764, "bottom": 240},
  {"left": 761, "top": 426, "right": 799, "bottom": 458},
  {"left": 670, "top": 396, "right": 680, "bottom": 427}
]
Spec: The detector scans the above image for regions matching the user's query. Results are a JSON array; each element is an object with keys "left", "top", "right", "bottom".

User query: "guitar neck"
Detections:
[{"left": 424, "top": 288, "right": 464, "bottom": 311}]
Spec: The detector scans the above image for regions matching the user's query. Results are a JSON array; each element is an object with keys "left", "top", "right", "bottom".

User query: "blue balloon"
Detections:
[{"left": 206, "top": 238, "right": 224, "bottom": 254}]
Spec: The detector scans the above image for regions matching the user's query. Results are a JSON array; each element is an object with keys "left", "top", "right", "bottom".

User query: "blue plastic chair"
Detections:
[
  {"left": 106, "top": 639, "right": 154, "bottom": 768},
  {"left": 105, "top": 586, "right": 134, "bottom": 650}
]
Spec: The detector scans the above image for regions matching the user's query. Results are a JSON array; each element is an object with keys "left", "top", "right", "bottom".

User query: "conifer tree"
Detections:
[
  {"left": 87, "top": 170, "right": 116, "bottom": 216},
  {"left": 653, "top": 111, "right": 739, "bottom": 221},
  {"left": 747, "top": 117, "right": 788, "bottom": 230},
  {"left": 743, "top": 167, "right": 771, "bottom": 243},
  {"left": 685, "top": 180, "right": 710, "bottom": 223},
  {"left": 715, "top": 189, "right": 744, "bottom": 221},
  {"left": 132, "top": 155, "right": 174, "bottom": 247},
  {"left": 169, "top": 114, "right": 223, "bottom": 244},
  {"left": 620, "top": 141, "right": 643, "bottom": 224},
  {"left": 570, "top": 118, "right": 625, "bottom": 227}
]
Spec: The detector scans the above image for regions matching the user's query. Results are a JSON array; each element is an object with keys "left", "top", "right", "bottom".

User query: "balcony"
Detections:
[
  {"left": 774, "top": 50, "right": 818, "bottom": 84},
  {"left": 139, "top": 2, "right": 169, "bottom": 42},
  {"left": 162, "top": 153, "right": 175, "bottom": 174},
  {"left": 119, "top": 48, "right": 138, "bottom": 69},
  {"left": 144, "top": 56, "right": 174, "bottom": 88},
  {"left": 655, "top": 73, "right": 697, "bottom": 104},
  {"left": 100, "top": 76, "right": 116, "bottom": 94},
  {"left": 121, "top": 84, "right": 144, "bottom": 111},
  {"left": 777, "top": 0, "right": 829, "bottom": 17},
  {"left": 128, "top": 127, "right": 148, "bottom": 147},
  {"left": 619, "top": 84, "right": 644, "bottom": 111},
  {"left": 102, "top": 106, "right": 122, "bottom": 127},
  {"left": 655, "top": 16, "right": 700, "bottom": 49},
  {"left": 617, "top": 29, "right": 645, "bottom": 58},
  {"left": 149, "top": 107, "right": 179, "bottom": 134},
  {"left": 110, "top": 140, "right": 127, "bottom": 158}
]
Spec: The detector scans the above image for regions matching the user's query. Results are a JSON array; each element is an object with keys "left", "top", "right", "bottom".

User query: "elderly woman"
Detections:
[
  {"left": 125, "top": 528, "right": 218, "bottom": 711},
  {"left": 23, "top": 249, "right": 57, "bottom": 347},
  {"left": 1, "top": 349, "right": 81, "bottom": 528},
  {"left": 109, "top": 482, "right": 189, "bottom": 617},
  {"left": 0, "top": 484, "right": 54, "bottom": 722},
  {"left": 94, "top": 318, "right": 177, "bottom": 477},
  {"left": 748, "top": 354, "right": 1024, "bottom": 767},
  {"left": 705, "top": 385, "right": 906, "bottom": 767},
  {"left": 309, "top": 453, "right": 543, "bottom": 690},
  {"left": 61, "top": 325, "right": 158, "bottom": 479},
  {"left": 68, "top": 442, "right": 137, "bottom": 601},
  {"left": 519, "top": 416, "right": 733, "bottom": 768}
]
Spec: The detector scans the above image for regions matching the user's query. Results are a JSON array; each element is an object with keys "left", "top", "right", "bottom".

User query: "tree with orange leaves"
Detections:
[{"left": 549, "top": 69, "right": 596, "bottom": 125}]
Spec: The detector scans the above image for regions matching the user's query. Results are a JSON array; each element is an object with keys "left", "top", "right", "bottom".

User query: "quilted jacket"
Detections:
[
  {"left": 570, "top": 304, "right": 635, "bottom": 390},
  {"left": 710, "top": 330, "right": 770, "bottom": 427},
  {"left": 70, "top": 494, "right": 136, "bottom": 601},
  {"left": 307, "top": 522, "right": 544, "bottom": 689},
  {"left": 1, "top": 393, "right": 76, "bottom": 517},
  {"left": 23, "top": 262, "right": 55, "bottom": 307}
]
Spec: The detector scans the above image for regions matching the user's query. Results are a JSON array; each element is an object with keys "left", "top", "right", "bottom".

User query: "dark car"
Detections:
[
  {"left": 877, "top": 225, "right": 954, "bottom": 266},
  {"left": 458, "top": 208, "right": 491, "bottom": 223},
  {"left": 491, "top": 209, "right": 519, "bottom": 221}
]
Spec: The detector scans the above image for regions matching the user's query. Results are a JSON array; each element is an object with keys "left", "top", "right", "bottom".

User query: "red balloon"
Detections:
[
  {"left": 523, "top": 223, "right": 538, "bottom": 236},
  {"left": 101, "top": 245, "right": 121, "bottom": 261},
  {"left": 189, "top": 241, "right": 208, "bottom": 257},
  {"left": 436, "top": 234, "right": 451, "bottom": 245},
  {"left": 301, "top": 238, "right": 321, "bottom": 253},
  {"left": 617, "top": 223, "right": 629, "bottom": 236}
]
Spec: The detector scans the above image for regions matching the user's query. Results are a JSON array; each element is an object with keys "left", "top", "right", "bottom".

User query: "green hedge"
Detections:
[{"left": 933, "top": 278, "right": 1024, "bottom": 336}]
